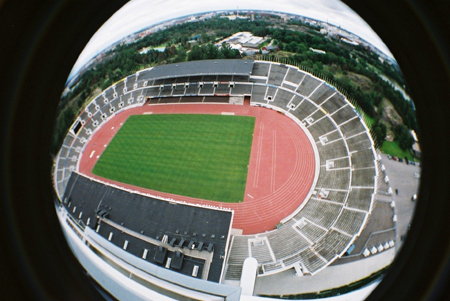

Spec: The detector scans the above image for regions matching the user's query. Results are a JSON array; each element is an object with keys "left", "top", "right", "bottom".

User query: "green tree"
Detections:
[
  {"left": 372, "top": 120, "right": 387, "bottom": 146},
  {"left": 176, "top": 45, "right": 186, "bottom": 62},
  {"left": 394, "top": 124, "right": 414, "bottom": 150},
  {"left": 101, "top": 78, "right": 113, "bottom": 91}
]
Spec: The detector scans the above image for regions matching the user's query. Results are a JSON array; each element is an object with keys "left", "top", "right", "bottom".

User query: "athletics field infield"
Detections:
[{"left": 92, "top": 114, "right": 255, "bottom": 202}]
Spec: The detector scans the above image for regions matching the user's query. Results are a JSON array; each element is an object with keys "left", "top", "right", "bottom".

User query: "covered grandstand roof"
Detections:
[
  {"left": 62, "top": 172, "right": 232, "bottom": 282},
  {"left": 142, "top": 59, "right": 254, "bottom": 79}
]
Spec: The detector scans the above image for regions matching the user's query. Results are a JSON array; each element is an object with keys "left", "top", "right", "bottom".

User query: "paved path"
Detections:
[
  {"left": 253, "top": 248, "right": 395, "bottom": 295},
  {"left": 379, "top": 154, "right": 420, "bottom": 250}
]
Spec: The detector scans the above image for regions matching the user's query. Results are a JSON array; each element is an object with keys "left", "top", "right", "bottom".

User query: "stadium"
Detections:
[{"left": 53, "top": 59, "right": 396, "bottom": 300}]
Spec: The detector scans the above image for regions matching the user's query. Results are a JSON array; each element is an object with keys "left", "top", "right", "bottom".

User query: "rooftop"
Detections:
[{"left": 142, "top": 59, "right": 254, "bottom": 79}]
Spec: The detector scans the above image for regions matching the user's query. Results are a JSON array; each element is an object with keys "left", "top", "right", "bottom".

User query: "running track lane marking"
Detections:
[
  {"left": 253, "top": 122, "right": 264, "bottom": 188},
  {"left": 272, "top": 130, "right": 277, "bottom": 193}
]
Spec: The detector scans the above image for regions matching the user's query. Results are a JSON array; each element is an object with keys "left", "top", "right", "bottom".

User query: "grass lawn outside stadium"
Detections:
[{"left": 92, "top": 114, "right": 255, "bottom": 202}]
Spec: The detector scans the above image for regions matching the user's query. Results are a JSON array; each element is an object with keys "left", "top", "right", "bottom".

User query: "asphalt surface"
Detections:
[{"left": 379, "top": 154, "right": 420, "bottom": 251}]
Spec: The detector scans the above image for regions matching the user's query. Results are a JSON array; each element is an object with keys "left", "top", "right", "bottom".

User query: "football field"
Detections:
[{"left": 92, "top": 114, "right": 255, "bottom": 202}]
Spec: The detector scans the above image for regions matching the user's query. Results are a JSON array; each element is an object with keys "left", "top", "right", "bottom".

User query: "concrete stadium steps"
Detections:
[
  {"left": 313, "top": 230, "right": 352, "bottom": 262},
  {"left": 250, "top": 240, "right": 274, "bottom": 264},
  {"left": 307, "top": 84, "right": 329, "bottom": 103},
  {"left": 160, "top": 86, "right": 174, "bottom": 97},
  {"left": 115, "top": 81, "right": 126, "bottom": 93},
  {"left": 265, "top": 86, "right": 277, "bottom": 100},
  {"left": 225, "top": 264, "right": 243, "bottom": 281},
  {"left": 217, "top": 75, "right": 233, "bottom": 81},
  {"left": 252, "top": 62, "right": 270, "bottom": 76},
  {"left": 58, "top": 144, "right": 70, "bottom": 159},
  {"left": 294, "top": 198, "right": 343, "bottom": 229},
  {"left": 351, "top": 149, "right": 375, "bottom": 169},
  {"left": 173, "top": 76, "right": 189, "bottom": 83},
  {"left": 333, "top": 209, "right": 367, "bottom": 235},
  {"left": 271, "top": 88, "right": 293, "bottom": 108},
  {"left": 103, "top": 87, "right": 115, "bottom": 101},
  {"left": 319, "top": 190, "right": 348, "bottom": 203},
  {"left": 296, "top": 75, "right": 322, "bottom": 97},
  {"left": 172, "top": 85, "right": 186, "bottom": 95},
  {"left": 346, "top": 188, "right": 374, "bottom": 211},
  {"left": 267, "top": 64, "right": 288, "bottom": 86},
  {"left": 145, "top": 86, "right": 160, "bottom": 97},
  {"left": 290, "top": 99, "right": 318, "bottom": 121},
  {"left": 307, "top": 116, "right": 336, "bottom": 138},
  {"left": 298, "top": 248, "right": 326, "bottom": 274},
  {"left": 231, "top": 84, "right": 252, "bottom": 95},
  {"left": 284, "top": 68, "right": 305, "bottom": 85},
  {"left": 296, "top": 220, "right": 327, "bottom": 243},
  {"left": 215, "top": 84, "right": 231, "bottom": 94},
  {"left": 185, "top": 84, "right": 200, "bottom": 95},
  {"left": 250, "top": 85, "right": 266, "bottom": 101},
  {"left": 320, "top": 93, "right": 347, "bottom": 114},
  {"left": 339, "top": 117, "right": 366, "bottom": 138},
  {"left": 308, "top": 110, "right": 327, "bottom": 124},
  {"left": 346, "top": 132, "right": 373, "bottom": 152},
  {"left": 351, "top": 168, "right": 376, "bottom": 187},
  {"left": 264, "top": 222, "right": 310, "bottom": 260},
  {"left": 262, "top": 261, "right": 283, "bottom": 273},
  {"left": 317, "top": 129, "right": 342, "bottom": 144},
  {"left": 227, "top": 236, "right": 250, "bottom": 265},
  {"left": 316, "top": 167, "right": 351, "bottom": 190},
  {"left": 233, "top": 75, "right": 250, "bottom": 82},
  {"left": 287, "top": 94, "right": 303, "bottom": 108},
  {"left": 79, "top": 111, "right": 90, "bottom": 123},
  {"left": 250, "top": 77, "right": 267, "bottom": 84},
  {"left": 224, "top": 235, "right": 251, "bottom": 281},
  {"left": 135, "top": 79, "right": 146, "bottom": 89},
  {"left": 282, "top": 252, "right": 302, "bottom": 267},
  {"left": 308, "top": 85, "right": 336, "bottom": 105},
  {"left": 125, "top": 75, "right": 136, "bottom": 90},
  {"left": 202, "top": 75, "right": 217, "bottom": 81},
  {"left": 330, "top": 104, "right": 359, "bottom": 125},
  {"left": 179, "top": 96, "right": 204, "bottom": 103},
  {"left": 327, "top": 157, "right": 350, "bottom": 169}
]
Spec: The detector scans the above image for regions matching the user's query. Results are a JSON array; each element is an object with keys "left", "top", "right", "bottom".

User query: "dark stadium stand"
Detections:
[{"left": 62, "top": 172, "right": 232, "bottom": 282}]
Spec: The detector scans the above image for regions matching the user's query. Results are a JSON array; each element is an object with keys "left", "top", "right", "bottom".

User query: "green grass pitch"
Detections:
[{"left": 92, "top": 114, "right": 255, "bottom": 202}]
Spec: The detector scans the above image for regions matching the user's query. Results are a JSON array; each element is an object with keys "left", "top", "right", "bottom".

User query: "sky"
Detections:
[{"left": 68, "top": 0, "right": 394, "bottom": 79}]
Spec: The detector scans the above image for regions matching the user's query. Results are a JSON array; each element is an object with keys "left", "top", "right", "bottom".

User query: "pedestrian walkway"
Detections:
[{"left": 254, "top": 248, "right": 394, "bottom": 295}]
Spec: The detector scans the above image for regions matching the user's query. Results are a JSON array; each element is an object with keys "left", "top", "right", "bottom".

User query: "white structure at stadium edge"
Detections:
[{"left": 53, "top": 59, "right": 380, "bottom": 300}]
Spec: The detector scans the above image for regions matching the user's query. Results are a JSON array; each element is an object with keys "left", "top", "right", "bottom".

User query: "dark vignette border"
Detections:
[{"left": 1, "top": 0, "right": 449, "bottom": 300}]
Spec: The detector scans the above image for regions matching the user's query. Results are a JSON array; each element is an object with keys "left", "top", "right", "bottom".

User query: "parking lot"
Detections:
[{"left": 380, "top": 154, "right": 421, "bottom": 251}]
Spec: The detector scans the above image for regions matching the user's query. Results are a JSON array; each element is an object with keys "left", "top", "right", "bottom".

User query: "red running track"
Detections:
[{"left": 78, "top": 102, "right": 316, "bottom": 234}]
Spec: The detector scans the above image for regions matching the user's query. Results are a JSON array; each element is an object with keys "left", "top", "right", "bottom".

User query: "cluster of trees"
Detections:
[
  {"left": 393, "top": 124, "right": 415, "bottom": 151},
  {"left": 187, "top": 43, "right": 240, "bottom": 61},
  {"left": 372, "top": 120, "right": 387, "bottom": 146},
  {"left": 261, "top": 26, "right": 415, "bottom": 150}
]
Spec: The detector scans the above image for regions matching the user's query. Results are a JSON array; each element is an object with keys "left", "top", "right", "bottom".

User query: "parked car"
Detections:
[
  {"left": 387, "top": 155, "right": 393, "bottom": 160},
  {"left": 398, "top": 158, "right": 404, "bottom": 162}
]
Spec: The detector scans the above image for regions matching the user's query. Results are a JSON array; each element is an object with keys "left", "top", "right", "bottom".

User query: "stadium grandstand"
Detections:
[{"left": 54, "top": 59, "right": 396, "bottom": 300}]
